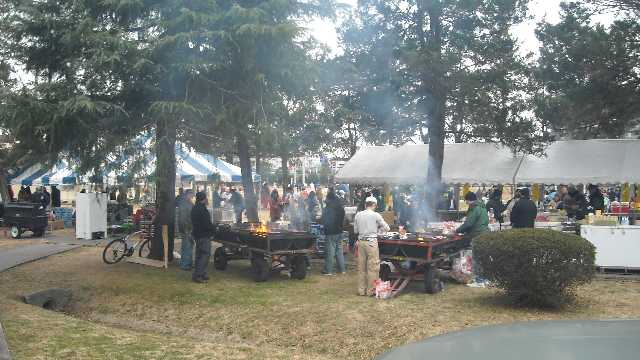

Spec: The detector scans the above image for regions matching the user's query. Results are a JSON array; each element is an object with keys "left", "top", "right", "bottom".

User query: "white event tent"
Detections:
[{"left": 335, "top": 139, "right": 640, "bottom": 186}]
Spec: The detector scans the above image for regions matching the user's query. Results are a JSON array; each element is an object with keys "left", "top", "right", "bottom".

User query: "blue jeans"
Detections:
[
  {"left": 323, "top": 233, "right": 346, "bottom": 274},
  {"left": 180, "top": 233, "right": 194, "bottom": 270},
  {"left": 193, "top": 237, "right": 211, "bottom": 280}
]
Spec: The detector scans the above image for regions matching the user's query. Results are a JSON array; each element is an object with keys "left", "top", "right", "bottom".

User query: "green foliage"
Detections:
[
  {"left": 473, "top": 229, "right": 596, "bottom": 308},
  {"left": 334, "top": 0, "right": 548, "bottom": 154},
  {"left": 535, "top": 2, "right": 640, "bottom": 139}
]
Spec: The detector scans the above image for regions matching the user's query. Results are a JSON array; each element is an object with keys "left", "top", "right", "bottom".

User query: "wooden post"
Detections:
[{"left": 162, "top": 225, "right": 169, "bottom": 269}]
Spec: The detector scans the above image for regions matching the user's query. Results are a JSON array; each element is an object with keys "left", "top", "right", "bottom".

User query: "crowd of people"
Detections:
[{"left": 6, "top": 185, "right": 61, "bottom": 209}]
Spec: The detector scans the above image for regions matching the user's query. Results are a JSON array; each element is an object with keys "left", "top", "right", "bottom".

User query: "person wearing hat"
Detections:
[
  {"left": 353, "top": 196, "right": 390, "bottom": 296},
  {"left": 456, "top": 192, "right": 490, "bottom": 285},
  {"left": 455, "top": 192, "right": 489, "bottom": 244},
  {"left": 510, "top": 187, "right": 537, "bottom": 229},
  {"left": 191, "top": 191, "right": 215, "bottom": 283}
]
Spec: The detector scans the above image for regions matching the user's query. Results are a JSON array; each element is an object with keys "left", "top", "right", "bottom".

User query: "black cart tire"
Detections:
[
  {"left": 251, "top": 256, "right": 270, "bottom": 282},
  {"left": 32, "top": 228, "right": 45, "bottom": 237},
  {"left": 138, "top": 239, "right": 152, "bottom": 258},
  {"left": 10, "top": 225, "right": 21, "bottom": 239},
  {"left": 103, "top": 239, "right": 128, "bottom": 264},
  {"left": 379, "top": 263, "right": 392, "bottom": 282},
  {"left": 214, "top": 247, "right": 228, "bottom": 271},
  {"left": 424, "top": 264, "right": 443, "bottom": 294},
  {"left": 290, "top": 255, "right": 307, "bottom": 280}
]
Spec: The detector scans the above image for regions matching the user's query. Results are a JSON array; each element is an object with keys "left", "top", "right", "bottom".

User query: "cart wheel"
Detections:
[
  {"left": 424, "top": 264, "right": 443, "bottom": 294},
  {"left": 290, "top": 255, "right": 307, "bottom": 280},
  {"left": 32, "top": 228, "right": 45, "bottom": 237},
  {"left": 102, "top": 239, "right": 128, "bottom": 264},
  {"left": 379, "top": 263, "right": 391, "bottom": 282},
  {"left": 251, "top": 256, "right": 270, "bottom": 282},
  {"left": 10, "top": 225, "right": 21, "bottom": 239},
  {"left": 138, "top": 239, "right": 152, "bottom": 258},
  {"left": 214, "top": 247, "right": 228, "bottom": 271}
]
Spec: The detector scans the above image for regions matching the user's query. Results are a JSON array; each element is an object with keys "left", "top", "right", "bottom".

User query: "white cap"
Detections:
[{"left": 365, "top": 196, "right": 378, "bottom": 203}]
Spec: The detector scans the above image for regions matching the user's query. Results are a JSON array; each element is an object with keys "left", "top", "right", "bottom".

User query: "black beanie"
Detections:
[
  {"left": 464, "top": 192, "right": 477, "bottom": 201},
  {"left": 196, "top": 191, "right": 207, "bottom": 202}
]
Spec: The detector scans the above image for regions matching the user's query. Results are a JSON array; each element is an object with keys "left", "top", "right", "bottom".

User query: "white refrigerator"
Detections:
[{"left": 76, "top": 193, "right": 108, "bottom": 240}]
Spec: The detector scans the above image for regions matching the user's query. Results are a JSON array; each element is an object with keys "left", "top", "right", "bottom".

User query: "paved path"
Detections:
[
  {"left": 376, "top": 320, "right": 640, "bottom": 360},
  {"left": 0, "top": 243, "right": 81, "bottom": 272},
  {"left": 0, "top": 321, "right": 11, "bottom": 360}
]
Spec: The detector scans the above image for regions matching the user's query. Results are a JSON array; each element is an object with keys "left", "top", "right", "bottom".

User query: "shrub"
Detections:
[{"left": 473, "top": 229, "right": 596, "bottom": 307}]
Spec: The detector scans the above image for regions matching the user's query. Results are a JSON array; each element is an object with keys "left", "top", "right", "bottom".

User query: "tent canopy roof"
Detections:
[{"left": 335, "top": 139, "right": 640, "bottom": 186}]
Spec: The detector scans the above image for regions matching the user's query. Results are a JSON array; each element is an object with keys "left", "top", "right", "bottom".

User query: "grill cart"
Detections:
[
  {"left": 2, "top": 202, "right": 48, "bottom": 238},
  {"left": 213, "top": 223, "right": 316, "bottom": 282},
  {"left": 377, "top": 232, "right": 468, "bottom": 298}
]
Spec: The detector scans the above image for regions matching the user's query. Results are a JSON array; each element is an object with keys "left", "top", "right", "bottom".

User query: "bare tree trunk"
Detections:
[
  {"left": 0, "top": 167, "right": 10, "bottom": 203},
  {"left": 423, "top": 2, "right": 446, "bottom": 222},
  {"left": 237, "top": 132, "right": 259, "bottom": 223},
  {"left": 151, "top": 119, "right": 177, "bottom": 261},
  {"left": 225, "top": 152, "right": 234, "bottom": 164}
]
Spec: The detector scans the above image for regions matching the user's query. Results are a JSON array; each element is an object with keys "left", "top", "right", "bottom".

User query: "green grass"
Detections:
[{"left": 2, "top": 247, "right": 640, "bottom": 359}]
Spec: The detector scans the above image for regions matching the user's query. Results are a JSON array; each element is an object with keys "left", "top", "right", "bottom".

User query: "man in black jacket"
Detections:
[
  {"left": 191, "top": 192, "right": 215, "bottom": 283},
  {"left": 588, "top": 184, "right": 605, "bottom": 212},
  {"left": 321, "top": 190, "right": 346, "bottom": 275},
  {"left": 510, "top": 188, "right": 537, "bottom": 228}
]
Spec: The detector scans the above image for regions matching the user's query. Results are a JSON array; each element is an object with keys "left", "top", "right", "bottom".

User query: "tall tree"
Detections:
[
  {"left": 535, "top": 2, "right": 640, "bottom": 139},
  {"left": 0, "top": 0, "right": 218, "bottom": 259},
  {"left": 340, "top": 0, "right": 540, "bottom": 214}
]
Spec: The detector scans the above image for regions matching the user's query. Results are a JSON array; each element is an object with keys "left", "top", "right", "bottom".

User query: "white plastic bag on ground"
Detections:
[{"left": 374, "top": 279, "right": 393, "bottom": 299}]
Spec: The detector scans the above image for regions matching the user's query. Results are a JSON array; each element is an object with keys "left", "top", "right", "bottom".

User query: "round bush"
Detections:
[{"left": 473, "top": 229, "right": 596, "bottom": 307}]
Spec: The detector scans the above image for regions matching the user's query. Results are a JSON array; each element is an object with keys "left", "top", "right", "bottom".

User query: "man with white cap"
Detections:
[{"left": 353, "top": 196, "right": 390, "bottom": 296}]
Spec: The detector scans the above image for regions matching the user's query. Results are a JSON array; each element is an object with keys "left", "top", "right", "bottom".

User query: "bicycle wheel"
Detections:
[
  {"left": 138, "top": 239, "right": 152, "bottom": 258},
  {"left": 103, "top": 238, "right": 128, "bottom": 264}
]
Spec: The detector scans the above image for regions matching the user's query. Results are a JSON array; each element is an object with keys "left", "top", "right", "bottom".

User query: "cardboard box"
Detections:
[{"left": 49, "top": 220, "right": 65, "bottom": 231}]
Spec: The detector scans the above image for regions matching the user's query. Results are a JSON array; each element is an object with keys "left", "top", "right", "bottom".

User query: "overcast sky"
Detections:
[{"left": 306, "top": 0, "right": 614, "bottom": 57}]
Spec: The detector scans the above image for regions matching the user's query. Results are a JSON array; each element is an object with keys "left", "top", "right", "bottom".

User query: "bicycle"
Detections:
[{"left": 102, "top": 231, "right": 152, "bottom": 264}]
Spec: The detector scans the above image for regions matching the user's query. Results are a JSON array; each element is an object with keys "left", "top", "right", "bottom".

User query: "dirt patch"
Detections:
[{"left": 2, "top": 247, "right": 640, "bottom": 359}]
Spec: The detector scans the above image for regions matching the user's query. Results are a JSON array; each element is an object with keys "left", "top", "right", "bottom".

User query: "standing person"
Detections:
[
  {"left": 50, "top": 185, "right": 59, "bottom": 206},
  {"left": 456, "top": 192, "right": 489, "bottom": 285},
  {"left": 230, "top": 188, "right": 245, "bottom": 224},
  {"left": 353, "top": 197, "right": 390, "bottom": 296},
  {"left": 510, "top": 188, "right": 537, "bottom": 228},
  {"left": 191, "top": 192, "right": 214, "bottom": 283},
  {"left": 175, "top": 187, "right": 184, "bottom": 207},
  {"left": 485, "top": 188, "right": 505, "bottom": 223},
  {"left": 456, "top": 192, "right": 489, "bottom": 241},
  {"left": 306, "top": 191, "right": 319, "bottom": 223},
  {"left": 41, "top": 187, "right": 51, "bottom": 209},
  {"left": 178, "top": 190, "right": 195, "bottom": 271},
  {"left": 502, "top": 189, "right": 521, "bottom": 221},
  {"left": 269, "top": 189, "right": 282, "bottom": 222},
  {"left": 588, "top": 184, "right": 605, "bottom": 213},
  {"left": 260, "top": 182, "right": 271, "bottom": 209},
  {"left": 321, "top": 190, "right": 346, "bottom": 276}
]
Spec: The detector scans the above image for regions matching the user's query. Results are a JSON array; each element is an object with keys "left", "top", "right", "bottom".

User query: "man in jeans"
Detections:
[
  {"left": 353, "top": 197, "right": 390, "bottom": 296},
  {"left": 321, "top": 190, "right": 346, "bottom": 275},
  {"left": 178, "top": 189, "right": 194, "bottom": 271},
  {"left": 191, "top": 192, "right": 215, "bottom": 283}
]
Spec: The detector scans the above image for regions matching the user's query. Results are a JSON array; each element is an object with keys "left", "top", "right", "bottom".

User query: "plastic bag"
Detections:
[
  {"left": 450, "top": 250, "right": 473, "bottom": 284},
  {"left": 374, "top": 279, "right": 393, "bottom": 299}
]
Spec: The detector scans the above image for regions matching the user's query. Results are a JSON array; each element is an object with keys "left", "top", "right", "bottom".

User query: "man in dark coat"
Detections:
[
  {"left": 42, "top": 187, "right": 51, "bottom": 209},
  {"left": 588, "top": 185, "right": 605, "bottom": 212},
  {"left": 321, "top": 190, "right": 346, "bottom": 275},
  {"left": 510, "top": 188, "right": 538, "bottom": 228},
  {"left": 230, "top": 188, "right": 245, "bottom": 224},
  {"left": 485, "top": 187, "right": 505, "bottom": 223},
  {"left": 51, "top": 185, "right": 61, "bottom": 208},
  {"left": 191, "top": 192, "right": 215, "bottom": 283}
]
